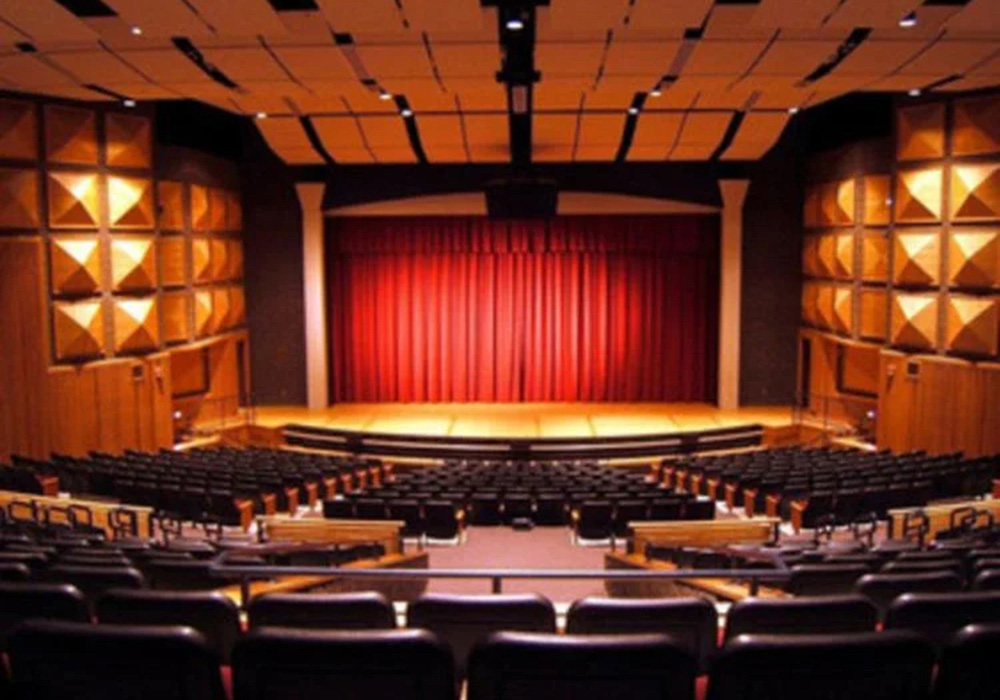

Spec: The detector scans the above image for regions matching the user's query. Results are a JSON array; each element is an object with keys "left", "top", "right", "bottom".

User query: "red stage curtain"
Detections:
[{"left": 327, "top": 215, "right": 719, "bottom": 403}]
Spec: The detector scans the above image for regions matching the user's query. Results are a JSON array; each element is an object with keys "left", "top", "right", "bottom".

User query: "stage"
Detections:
[{"left": 253, "top": 402, "right": 793, "bottom": 439}]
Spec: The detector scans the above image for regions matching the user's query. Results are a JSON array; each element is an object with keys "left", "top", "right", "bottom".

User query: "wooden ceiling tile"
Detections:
[
  {"left": 357, "top": 44, "right": 434, "bottom": 80},
  {"left": 682, "top": 40, "right": 770, "bottom": 76},
  {"left": 667, "top": 111, "right": 731, "bottom": 161},
  {"left": 628, "top": 112, "right": 683, "bottom": 161},
  {"left": 720, "top": 112, "right": 788, "bottom": 160}
]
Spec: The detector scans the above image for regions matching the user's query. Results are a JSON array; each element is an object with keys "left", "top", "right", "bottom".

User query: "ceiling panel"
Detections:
[
  {"left": 271, "top": 45, "right": 355, "bottom": 81},
  {"left": 359, "top": 115, "right": 411, "bottom": 147},
  {"left": 199, "top": 47, "right": 288, "bottom": 82},
  {"left": 356, "top": 44, "right": 434, "bottom": 79},
  {"left": 446, "top": 78, "right": 507, "bottom": 111},
  {"left": 371, "top": 146, "right": 417, "bottom": 163},
  {"left": 424, "top": 146, "right": 468, "bottom": 163},
  {"left": 534, "top": 114, "right": 578, "bottom": 146},
  {"left": 603, "top": 40, "right": 680, "bottom": 76},
  {"left": 314, "top": 0, "right": 408, "bottom": 36},
  {"left": 628, "top": 112, "right": 683, "bottom": 161},
  {"left": 945, "top": 0, "right": 1000, "bottom": 33},
  {"left": 312, "top": 116, "right": 368, "bottom": 150},
  {"left": 538, "top": 0, "right": 629, "bottom": 40},
  {"left": 45, "top": 49, "right": 149, "bottom": 84},
  {"left": 578, "top": 113, "right": 626, "bottom": 150},
  {"left": 584, "top": 76, "right": 649, "bottom": 108},
  {"left": 186, "top": 0, "right": 287, "bottom": 37},
  {"left": 721, "top": 111, "right": 789, "bottom": 160},
  {"left": 330, "top": 83, "right": 399, "bottom": 114},
  {"left": 832, "top": 39, "right": 928, "bottom": 75},
  {"left": 752, "top": 40, "right": 843, "bottom": 76},
  {"left": 898, "top": 40, "right": 1000, "bottom": 75},
  {"left": 623, "top": 0, "right": 714, "bottom": 35},
  {"left": 404, "top": 0, "right": 494, "bottom": 39},
  {"left": 105, "top": 0, "right": 212, "bottom": 38},
  {"left": 0, "top": 55, "right": 77, "bottom": 87},
  {"left": 574, "top": 144, "right": 617, "bottom": 161},
  {"left": 386, "top": 79, "right": 456, "bottom": 111},
  {"left": 418, "top": 114, "right": 464, "bottom": 146},
  {"left": 823, "top": 0, "right": 921, "bottom": 29},
  {"left": 334, "top": 149, "right": 376, "bottom": 164},
  {"left": 0, "top": 1, "right": 96, "bottom": 42},
  {"left": 463, "top": 113, "right": 508, "bottom": 161},
  {"left": 430, "top": 42, "right": 499, "bottom": 78},
  {"left": 683, "top": 40, "right": 770, "bottom": 76},
  {"left": 534, "top": 79, "right": 589, "bottom": 109},
  {"left": 118, "top": 48, "right": 210, "bottom": 83},
  {"left": 256, "top": 117, "right": 324, "bottom": 164},
  {"left": 533, "top": 143, "right": 575, "bottom": 162},
  {"left": 668, "top": 111, "right": 731, "bottom": 160},
  {"left": 536, "top": 42, "right": 605, "bottom": 78},
  {"left": 749, "top": 0, "right": 840, "bottom": 28}
]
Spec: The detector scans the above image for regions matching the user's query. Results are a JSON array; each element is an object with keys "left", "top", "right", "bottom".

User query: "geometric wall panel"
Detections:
[
  {"left": 45, "top": 105, "right": 97, "bottom": 165},
  {"left": 893, "top": 231, "right": 941, "bottom": 287},
  {"left": 816, "top": 284, "right": 835, "bottom": 330},
  {"left": 816, "top": 233, "right": 836, "bottom": 278},
  {"left": 158, "top": 181, "right": 185, "bottom": 231},
  {"left": 113, "top": 297, "right": 159, "bottom": 353},
  {"left": 111, "top": 237, "right": 157, "bottom": 291},
  {"left": 897, "top": 102, "right": 945, "bottom": 161},
  {"left": 953, "top": 95, "right": 1000, "bottom": 157},
  {"left": 210, "top": 238, "right": 228, "bottom": 281},
  {"left": 213, "top": 287, "right": 231, "bottom": 331},
  {"left": 227, "top": 240, "right": 244, "bottom": 279},
  {"left": 890, "top": 292, "right": 939, "bottom": 350},
  {"left": 230, "top": 286, "right": 245, "bottom": 326},
  {"left": 802, "top": 281, "right": 819, "bottom": 326},
  {"left": 50, "top": 236, "right": 101, "bottom": 296},
  {"left": 861, "top": 230, "right": 889, "bottom": 282},
  {"left": 191, "top": 184, "right": 210, "bottom": 232},
  {"left": 108, "top": 176, "right": 154, "bottom": 229},
  {"left": 0, "top": 168, "right": 39, "bottom": 229},
  {"left": 162, "top": 291, "right": 190, "bottom": 344},
  {"left": 863, "top": 175, "right": 891, "bottom": 225},
  {"left": 859, "top": 288, "right": 887, "bottom": 341},
  {"left": 194, "top": 290, "right": 214, "bottom": 337},
  {"left": 0, "top": 99, "right": 37, "bottom": 160},
  {"left": 803, "top": 185, "right": 821, "bottom": 228},
  {"left": 945, "top": 294, "right": 999, "bottom": 356},
  {"left": 105, "top": 113, "right": 151, "bottom": 168},
  {"left": 833, "top": 232, "right": 854, "bottom": 279},
  {"left": 47, "top": 171, "right": 100, "bottom": 229},
  {"left": 832, "top": 285, "right": 853, "bottom": 334},
  {"left": 209, "top": 188, "right": 227, "bottom": 231},
  {"left": 820, "top": 180, "right": 854, "bottom": 226},
  {"left": 226, "top": 191, "right": 242, "bottom": 231},
  {"left": 53, "top": 299, "right": 105, "bottom": 361},
  {"left": 192, "top": 238, "right": 212, "bottom": 283},
  {"left": 895, "top": 168, "right": 943, "bottom": 223},
  {"left": 802, "top": 236, "right": 819, "bottom": 277},
  {"left": 159, "top": 236, "right": 187, "bottom": 288},
  {"left": 949, "top": 230, "right": 999, "bottom": 289},
  {"left": 951, "top": 164, "right": 1000, "bottom": 222}
]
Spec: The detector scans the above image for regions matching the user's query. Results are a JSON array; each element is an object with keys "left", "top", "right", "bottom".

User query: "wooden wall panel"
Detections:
[
  {"left": 876, "top": 349, "right": 917, "bottom": 452},
  {"left": 0, "top": 168, "right": 39, "bottom": 229},
  {"left": 893, "top": 231, "right": 941, "bottom": 286},
  {"left": 0, "top": 99, "right": 37, "bottom": 160},
  {"left": 44, "top": 105, "right": 97, "bottom": 165},
  {"left": 159, "top": 236, "right": 187, "bottom": 288},
  {"left": 157, "top": 181, "right": 185, "bottom": 231},
  {"left": 861, "top": 230, "right": 888, "bottom": 282},
  {"left": 945, "top": 294, "right": 999, "bottom": 356},
  {"left": 859, "top": 287, "right": 888, "bottom": 341},
  {"left": 863, "top": 175, "right": 891, "bottom": 225},
  {"left": 890, "top": 292, "right": 939, "bottom": 350},
  {"left": 897, "top": 102, "right": 945, "bottom": 161},
  {"left": 105, "top": 113, "right": 151, "bottom": 168},
  {"left": 47, "top": 365, "right": 98, "bottom": 457},
  {"left": 841, "top": 343, "right": 879, "bottom": 396},
  {"left": 162, "top": 291, "right": 190, "bottom": 344},
  {"left": 896, "top": 168, "right": 943, "bottom": 223},
  {"left": 951, "top": 164, "right": 1000, "bottom": 222},
  {"left": 953, "top": 95, "right": 1000, "bottom": 157},
  {"left": 949, "top": 230, "right": 998, "bottom": 288},
  {"left": 912, "top": 357, "right": 981, "bottom": 456},
  {"left": 977, "top": 363, "right": 1000, "bottom": 456}
]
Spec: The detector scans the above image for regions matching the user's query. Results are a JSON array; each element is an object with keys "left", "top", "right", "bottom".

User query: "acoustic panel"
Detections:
[
  {"left": 111, "top": 237, "right": 157, "bottom": 292},
  {"left": 213, "top": 287, "right": 231, "bottom": 330},
  {"left": 896, "top": 168, "right": 943, "bottom": 223},
  {"left": 819, "top": 179, "right": 854, "bottom": 226},
  {"left": 816, "top": 233, "right": 836, "bottom": 278},
  {"left": 951, "top": 164, "right": 1000, "bottom": 222},
  {"left": 945, "top": 294, "right": 998, "bottom": 356},
  {"left": 159, "top": 236, "right": 187, "bottom": 288},
  {"left": 162, "top": 291, "right": 190, "bottom": 344},
  {"left": 194, "top": 289, "right": 214, "bottom": 337},
  {"left": 44, "top": 105, "right": 97, "bottom": 165},
  {"left": 802, "top": 281, "right": 819, "bottom": 325},
  {"left": 209, "top": 188, "right": 228, "bottom": 231},
  {"left": 53, "top": 299, "right": 104, "bottom": 361},
  {"left": 226, "top": 191, "right": 242, "bottom": 231},
  {"left": 192, "top": 238, "right": 212, "bottom": 284},
  {"left": 0, "top": 99, "right": 37, "bottom": 161},
  {"left": 833, "top": 231, "right": 855, "bottom": 279},
  {"left": 815, "top": 283, "right": 835, "bottom": 330},
  {"left": 802, "top": 235, "right": 819, "bottom": 277},
  {"left": 50, "top": 236, "right": 101, "bottom": 296},
  {"left": 113, "top": 297, "right": 159, "bottom": 353},
  {"left": 803, "top": 185, "right": 821, "bottom": 228},
  {"left": 952, "top": 94, "right": 1000, "bottom": 157},
  {"left": 893, "top": 231, "right": 941, "bottom": 287},
  {"left": 47, "top": 171, "right": 100, "bottom": 229},
  {"left": 210, "top": 238, "right": 228, "bottom": 281},
  {"left": 0, "top": 168, "right": 39, "bottom": 229},
  {"left": 890, "top": 292, "right": 939, "bottom": 350},
  {"left": 832, "top": 285, "right": 854, "bottom": 334},
  {"left": 896, "top": 102, "right": 945, "bottom": 161},
  {"left": 859, "top": 287, "right": 888, "bottom": 341},
  {"left": 157, "top": 181, "right": 185, "bottom": 231},
  {"left": 227, "top": 240, "right": 244, "bottom": 280},
  {"left": 863, "top": 175, "right": 891, "bottom": 226},
  {"left": 105, "top": 113, "right": 152, "bottom": 168},
  {"left": 949, "top": 230, "right": 999, "bottom": 289},
  {"left": 190, "top": 185, "right": 211, "bottom": 231},
  {"left": 108, "top": 176, "right": 154, "bottom": 230},
  {"left": 861, "top": 230, "right": 889, "bottom": 283}
]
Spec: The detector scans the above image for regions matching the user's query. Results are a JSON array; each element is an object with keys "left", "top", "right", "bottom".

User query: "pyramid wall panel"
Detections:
[
  {"left": 802, "top": 281, "right": 819, "bottom": 326},
  {"left": 815, "top": 284, "right": 835, "bottom": 330},
  {"left": 816, "top": 234, "right": 836, "bottom": 278},
  {"left": 803, "top": 185, "right": 821, "bottom": 228},
  {"left": 897, "top": 102, "right": 945, "bottom": 161},
  {"left": 802, "top": 236, "right": 820, "bottom": 277},
  {"left": 861, "top": 230, "right": 889, "bottom": 282},
  {"left": 948, "top": 230, "right": 999, "bottom": 289},
  {"left": 213, "top": 287, "right": 231, "bottom": 331},
  {"left": 158, "top": 181, "right": 186, "bottom": 231},
  {"left": 229, "top": 286, "right": 245, "bottom": 326},
  {"left": 194, "top": 290, "right": 214, "bottom": 337},
  {"left": 953, "top": 95, "right": 1000, "bottom": 157},
  {"left": 113, "top": 297, "right": 159, "bottom": 353},
  {"left": 945, "top": 295, "right": 999, "bottom": 356},
  {"left": 162, "top": 291, "right": 190, "bottom": 344},
  {"left": 0, "top": 99, "right": 37, "bottom": 161},
  {"left": 226, "top": 191, "right": 242, "bottom": 231},
  {"left": 192, "top": 238, "right": 212, "bottom": 284},
  {"left": 45, "top": 105, "right": 97, "bottom": 165},
  {"left": 820, "top": 180, "right": 854, "bottom": 226},
  {"left": 833, "top": 231, "right": 855, "bottom": 279},
  {"left": 191, "top": 185, "right": 210, "bottom": 231},
  {"left": 210, "top": 239, "right": 228, "bottom": 281},
  {"left": 111, "top": 237, "right": 157, "bottom": 292},
  {"left": 108, "top": 176, "right": 154, "bottom": 230},
  {"left": 859, "top": 288, "right": 888, "bottom": 341},
  {"left": 227, "top": 240, "right": 244, "bottom": 280},
  {"left": 863, "top": 175, "right": 891, "bottom": 226},
  {"left": 50, "top": 236, "right": 101, "bottom": 296},
  {"left": 0, "top": 168, "right": 39, "bottom": 229},
  {"left": 890, "top": 292, "right": 939, "bottom": 350},
  {"left": 893, "top": 231, "right": 941, "bottom": 287},
  {"left": 159, "top": 236, "right": 187, "bottom": 288},
  {"left": 47, "top": 171, "right": 101, "bottom": 230},
  {"left": 896, "top": 168, "right": 943, "bottom": 223},
  {"left": 832, "top": 285, "right": 854, "bottom": 335},
  {"left": 951, "top": 164, "right": 1000, "bottom": 223},
  {"left": 209, "top": 188, "right": 228, "bottom": 231},
  {"left": 53, "top": 299, "right": 105, "bottom": 361},
  {"left": 105, "top": 113, "right": 152, "bottom": 168}
]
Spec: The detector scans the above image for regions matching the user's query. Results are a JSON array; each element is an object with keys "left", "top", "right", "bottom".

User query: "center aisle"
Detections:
[{"left": 425, "top": 526, "right": 610, "bottom": 602}]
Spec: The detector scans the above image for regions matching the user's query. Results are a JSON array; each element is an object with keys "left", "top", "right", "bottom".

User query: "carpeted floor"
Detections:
[{"left": 424, "top": 526, "right": 611, "bottom": 602}]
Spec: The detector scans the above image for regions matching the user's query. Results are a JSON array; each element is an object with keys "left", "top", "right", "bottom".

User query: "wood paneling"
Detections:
[
  {"left": 162, "top": 291, "right": 189, "bottom": 344},
  {"left": 893, "top": 231, "right": 941, "bottom": 286},
  {"left": 159, "top": 236, "right": 187, "bottom": 287},
  {"left": 50, "top": 236, "right": 101, "bottom": 296},
  {"left": 896, "top": 167, "right": 943, "bottom": 223},
  {"left": 840, "top": 343, "right": 879, "bottom": 396},
  {"left": 953, "top": 94, "right": 1000, "bottom": 157},
  {"left": 47, "top": 171, "right": 100, "bottom": 229},
  {"left": 832, "top": 285, "right": 853, "bottom": 334},
  {"left": 0, "top": 168, "right": 39, "bottom": 229},
  {"left": 44, "top": 104, "right": 97, "bottom": 165},
  {"left": 105, "top": 113, "right": 151, "bottom": 168},
  {"left": 111, "top": 236, "right": 157, "bottom": 291},
  {"left": 951, "top": 164, "right": 1000, "bottom": 222},
  {"left": 53, "top": 299, "right": 105, "bottom": 360},
  {"left": 890, "top": 292, "right": 939, "bottom": 350},
  {"left": 945, "top": 294, "right": 999, "bottom": 356},
  {"left": 861, "top": 230, "right": 888, "bottom": 282},
  {"left": 897, "top": 102, "right": 945, "bottom": 161},
  {"left": 108, "top": 175, "right": 155, "bottom": 230},
  {"left": 157, "top": 181, "right": 185, "bottom": 231},
  {"left": 0, "top": 99, "right": 37, "bottom": 161},
  {"left": 859, "top": 287, "right": 888, "bottom": 341},
  {"left": 949, "top": 230, "right": 998, "bottom": 288},
  {"left": 863, "top": 175, "right": 891, "bottom": 225}
]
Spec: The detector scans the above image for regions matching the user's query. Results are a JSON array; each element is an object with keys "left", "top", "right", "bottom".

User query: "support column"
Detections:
[
  {"left": 718, "top": 179, "right": 749, "bottom": 410},
  {"left": 297, "top": 183, "right": 328, "bottom": 410}
]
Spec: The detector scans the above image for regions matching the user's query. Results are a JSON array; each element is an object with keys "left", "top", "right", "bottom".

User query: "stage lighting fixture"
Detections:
[
  {"left": 788, "top": 106, "right": 799, "bottom": 114},
  {"left": 123, "top": 99, "right": 136, "bottom": 108},
  {"left": 130, "top": 25, "right": 143, "bottom": 36},
  {"left": 899, "top": 11, "right": 917, "bottom": 28},
  {"left": 628, "top": 106, "right": 639, "bottom": 115},
  {"left": 379, "top": 91, "right": 393, "bottom": 100},
  {"left": 256, "top": 111, "right": 268, "bottom": 119},
  {"left": 650, "top": 87, "right": 662, "bottom": 97},
  {"left": 908, "top": 88, "right": 921, "bottom": 97},
  {"left": 506, "top": 17, "right": 525, "bottom": 30},
  {"left": 401, "top": 108, "right": 413, "bottom": 118}
]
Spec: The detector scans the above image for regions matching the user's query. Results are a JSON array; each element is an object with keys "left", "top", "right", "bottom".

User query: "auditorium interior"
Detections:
[{"left": 1, "top": 0, "right": 1000, "bottom": 698}]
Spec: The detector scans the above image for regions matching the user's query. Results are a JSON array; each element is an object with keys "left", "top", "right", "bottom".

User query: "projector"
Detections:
[{"left": 485, "top": 178, "right": 558, "bottom": 219}]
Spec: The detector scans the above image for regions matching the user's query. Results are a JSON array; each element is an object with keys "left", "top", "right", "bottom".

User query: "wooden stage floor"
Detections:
[{"left": 253, "top": 403, "right": 793, "bottom": 439}]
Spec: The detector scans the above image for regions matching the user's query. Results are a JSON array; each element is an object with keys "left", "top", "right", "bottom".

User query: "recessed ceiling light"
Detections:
[
  {"left": 908, "top": 88, "right": 921, "bottom": 97},
  {"left": 898, "top": 11, "right": 917, "bottom": 28},
  {"left": 506, "top": 17, "right": 525, "bottom": 31},
  {"left": 130, "top": 25, "right": 142, "bottom": 36},
  {"left": 788, "top": 106, "right": 799, "bottom": 115},
  {"left": 650, "top": 88, "right": 662, "bottom": 97},
  {"left": 401, "top": 108, "right": 413, "bottom": 118},
  {"left": 122, "top": 99, "right": 136, "bottom": 108},
  {"left": 628, "top": 106, "right": 639, "bottom": 115},
  {"left": 255, "top": 111, "right": 268, "bottom": 119},
  {"left": 378, "top": 91, "right": 392, "bottom": 101}
]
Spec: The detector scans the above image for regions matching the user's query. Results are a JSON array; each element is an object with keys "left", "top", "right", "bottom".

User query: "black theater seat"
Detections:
[
  {"left": 407, "top": 593, "right": 556, "bottom": 680},
  {"left": 973, "top": 569, "right": 1000, "bottom": 591},
  {"left": 233, "top": 628, "right": 453, "bottom": 700},
  {"left": 503, "top": 493, "right": 533, "bottom": 524},
  {"left": 97, "top": 589, "right": 241, "bottom": 663},
  {"left": 389, "top": 499, "right": 425, "bottom": 537},
  {"left": 707, "top": 631, "right": 935, "bottom": 700},
  {"left": 9, "top": 620, "right": 226, "bottom": 700},
  {"left": 323, "top": 499, "right": 356, "bottom": 519},
  {"left": 0, "top": 582, "right": 89, "bottom": 649},
  {"left": 934, "top": 624, "right": 1000, "bottom": 700},
  {"left": 145, "top": 560, "right": 218, "bottom": 590},
  {"left": 855, "top": 571, "right": 964, "bottom": 620},
  {"left": 42, "top": 564, "right": 145, "bottom": 610},
  {"left": 566, "top": 596, "right": 717, "bottom": 672},
  {"left": 534, "top": 494, "right": 567, "bottom": 525},
  {"left": 425, "top": 501, "right": 461, "bottom": 539},
  {"left": 470, "top": 493, "right": 502, "bottom": 526},
  {"left": 787, "top": 563, "right": 870, "bottom": 596},
  {"left": 467, "top": 631, "right": 697, "bottom": 700},
  {"left": 248, "top": 591, "right": 396, "bottom": 631},
  {"left": 0, "top": 563, "right": 29, "bottom": 582},
  {"left": 575, "top": 500, "right": 613, "bottom": 541},
  {"left": 885, "top": 591, "right": 1000, "bottom": 653},
  {"left": 612, "top": 500, "right": 648, "bottom": 537},
  {"left": 724, "top": 595, "right": 878, "bottom": 640}
]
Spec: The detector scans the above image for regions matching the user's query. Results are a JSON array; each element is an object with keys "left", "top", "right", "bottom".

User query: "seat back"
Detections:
[
  {"left": 855, "top": 571, "right": 964, "bottom": 620},
  {"left": 467, "top": 631, "right": 696, "bottom": 700},
  {"left": 787, "top": 564, "right": 869, "bottom": 596},
  {"left": 248, "top": 591, "right": 396, "bottom": 631},
  {"left": 725, "top": 595, "right": 878, "bottom": 641},
  {"left": 934, "top": 623, "right": 1000, "bottom": 700},
  {"left": 232, "top": 628, "right": 453, "bottom": 700},
  {"left": 0, "top": 582, "right": 89, "bottom": 649},
  {"left": 885, "top": 591, "right": 1000, "bottom": 653},
  {"left": 973, "top": 569, "right": 1000, "bottom": 591},
  {"left": 0, "top": 563, "right": 30, "bottom": 582},
  {"left": 407, "top": 593, "right": 555, "bottom": 679},
  {"left": 566, "top": 597, "right": 717, "bottom": 672},
  {"left": 145, "top": 560, "right": 218, "bottom": 590},
  {"left": 707, "top": 631, "right": 935, "bottom": 700},
  {"left": 42, "top": 565, "right": 144, "bottom": 610},
  {"left": 9, "top": 620, "right": 226, "bottom": 700},
  {"left": 424, "top": 501, "right": 459, "bottom": 539},
  {"left": 97, "top": 589, "right": 241, "bottom": 663},
  {"left": 577, "top": 501, "right": 612, "bottom": 540}
]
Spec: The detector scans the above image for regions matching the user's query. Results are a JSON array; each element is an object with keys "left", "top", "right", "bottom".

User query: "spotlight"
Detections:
[
  {"left": 255, "top": 111, "right": 268, "bottom": 119},
  {"left": 401, "top": 108, "right": 413, "bottom": 118},
  {"left": 378, "top": 91, "right": 392, "bottom": 101},
  {"left": 898, "top": 11, "right": 917, "bottom": 28},
  {"left": 650, "top": 87, "right": 662, "bottom": 97},
  {"left": 788, "top": 106, "right": 800, "bottom": 115},
  {"left": 122, "top": 99, "right": 136, "bottom": 108},
  {"left": 130, "top": 25, "right": 143, "bottom": 36},
  {"left": 908, "top": 88, "right": 921, "bottom": 97},
  {"left": 506, "top": 17, "right": 525, "bottom": 31},
  {"left": 628, "top": 106, "right": 639, "bottom": 115}
]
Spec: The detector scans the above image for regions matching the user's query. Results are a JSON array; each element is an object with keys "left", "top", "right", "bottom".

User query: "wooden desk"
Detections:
[
  {"left": 631, "top": 518, "right": 780, "bottom": 555},
  {"left": 257, "top": 516, "right": 405, "bottom": 555}
]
